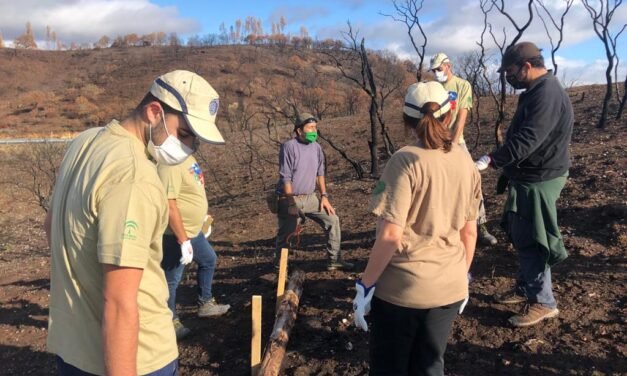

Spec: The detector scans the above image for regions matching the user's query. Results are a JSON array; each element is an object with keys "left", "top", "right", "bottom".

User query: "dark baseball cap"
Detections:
[
  {"left": 296, "top": 112, "right": 318, "bottom": 128},
  {"left": 498, "top": 42, "right": 542, "bottom": 72}
]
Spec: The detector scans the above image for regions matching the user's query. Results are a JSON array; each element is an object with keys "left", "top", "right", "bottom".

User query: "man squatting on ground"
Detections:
[
  {"left": 44, "top": 70, "right": 224, "bottom": 375},
  {"left": 429, "top": 52, "right": 498, "bottom": 246},
  {"left": 275, "top": 113, "right": 354, "bottom": 271},
  {"left": 475, "top": 42, "right": 574, "bottom": 327},
  {"left": 158, "top": 120, "right": 230, "bottom": 340}
]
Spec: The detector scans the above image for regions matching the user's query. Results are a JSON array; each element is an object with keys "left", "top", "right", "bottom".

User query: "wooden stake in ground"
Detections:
[
  {"left": 251, "top": 295, "right": 262, "bottom": 376},
  {"left": 276, "top": 248, "right": 288, "bottom": 312},
  {"left": 258, "top": 270, "right": 306, "bottom": 376}
]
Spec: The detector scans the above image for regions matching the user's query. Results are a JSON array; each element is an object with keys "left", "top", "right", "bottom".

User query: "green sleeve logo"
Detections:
[
  {"left": 123, "top": 220, "right": 138, "bottom": 240},
  {"left": 373, "top": 181, "right": 386, "bottom": 195}
]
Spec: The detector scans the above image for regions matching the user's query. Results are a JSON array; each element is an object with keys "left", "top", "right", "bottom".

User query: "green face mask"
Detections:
[{"left": 304, "top": 131, "right": 318, "bottom": 143}]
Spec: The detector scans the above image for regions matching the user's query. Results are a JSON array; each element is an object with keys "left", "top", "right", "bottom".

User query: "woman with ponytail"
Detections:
[{"left": 352, "top": 81, "right": 482, "bottom": 376}]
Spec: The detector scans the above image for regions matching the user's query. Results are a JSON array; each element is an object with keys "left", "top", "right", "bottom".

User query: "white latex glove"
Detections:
[
  {"left": 459, "top": 272, "right": 472, "bottom": 314},
  {"left": 179, "top": 239, "right": 194, "bottom": 265},
  {"left": 459, "top": 296, "right": 469, "bottom": 314},
  {"left": 353, "top": 280, "right": 376, "bottom": 332},
  {"left": 474, "top": 155, "right": 492, "bottom": 171},
  {"left": 203, "top": 215, "right": 213, "bottom": 239}
]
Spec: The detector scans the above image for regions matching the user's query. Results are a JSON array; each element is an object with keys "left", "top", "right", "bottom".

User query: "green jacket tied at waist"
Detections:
[{"left": 500, "top": 173, "right": 568, "bottom": 267}]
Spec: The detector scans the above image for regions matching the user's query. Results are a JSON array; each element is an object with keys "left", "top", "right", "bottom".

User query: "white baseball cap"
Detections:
[
  {"left": 404, "top": 81, "right": 452, "bottom": 119},
  {"left": 429, "top": 52, "right": 450, "bottom": 70},
  {"left": 150, "top": 70, "right": 224, "bottom": 145}
]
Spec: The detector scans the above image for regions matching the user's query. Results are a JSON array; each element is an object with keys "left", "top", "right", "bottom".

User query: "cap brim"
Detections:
[{"left": 184, "top": 113, "right": 225, "bottom": 145}]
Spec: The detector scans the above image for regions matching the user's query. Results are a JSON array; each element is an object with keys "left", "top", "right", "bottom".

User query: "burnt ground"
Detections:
[{"left": 0, "top": 81, "right": 626, "bottom": 374}]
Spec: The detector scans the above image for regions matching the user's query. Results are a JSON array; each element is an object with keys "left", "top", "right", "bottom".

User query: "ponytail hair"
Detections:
[{"left": 403, "top": 102, "right": 453, "bottom": 152}]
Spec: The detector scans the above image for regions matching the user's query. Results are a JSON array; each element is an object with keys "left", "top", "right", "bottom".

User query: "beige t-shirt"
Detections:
[
  {"left": 158, "top": 155, "right": 208, "bottom": 238},
  {"left": 369, "top": 143, "right": 482, "bottom": 309},
  {"left": 47, "top": 120, "right": 178, "bottom": 375},
  {"left": 443, "top": 75, "right": 473, "bottom": 145}
]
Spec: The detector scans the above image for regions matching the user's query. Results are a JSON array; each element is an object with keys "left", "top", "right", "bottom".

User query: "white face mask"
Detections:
[
  {"left": 147, "top": 109, "right": 194, "bottom": 165},
  {"left": 435, "top": 70, "right": 448, "bottom": 83}
]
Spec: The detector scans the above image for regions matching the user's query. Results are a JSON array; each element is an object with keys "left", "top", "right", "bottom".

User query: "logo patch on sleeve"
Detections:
[
  {"left": 373, "top": 181, "right": 386, "bottom": 195},
  {"left": 188, "top": 163, "right": 205, "bottom": 186},
  {"left": 123, "top": 220, "right": 138, "bottom": 240}
]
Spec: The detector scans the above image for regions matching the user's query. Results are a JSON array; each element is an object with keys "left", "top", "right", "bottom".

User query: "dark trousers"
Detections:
[
  {"left": 161, "top": 232, "right": 217, "bottom": 319},
  {"left": 507, "top": 212, "right": 557, "bottom": 308},
  {"left": 56, "top": 356, "right": 178, "bottom": 375},
  {"left": 369, "top": 297, "right": 463, "bottom": 376}
]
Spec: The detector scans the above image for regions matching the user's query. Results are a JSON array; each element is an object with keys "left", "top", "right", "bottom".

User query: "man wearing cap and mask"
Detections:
[
  {"left": 274, "top": 113, "right": 353, "bottom": 271},
  {"left": 430, "top": 52, "right": 498, "bottom": 246},
  {"left": 44, "top": 70, "right": 224, "bottom": 375},
  {"left": 475, "top": 42, "right": 573, "bottom": 328}
]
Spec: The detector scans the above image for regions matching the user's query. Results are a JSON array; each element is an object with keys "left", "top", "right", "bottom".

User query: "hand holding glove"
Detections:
[
  {"left": 353, "top": 280, "right": 376, "bottom": 331},
  {"left": 179, "top": 239, "right": 194, "bottom": 265},
  {"left": 202, "top": 214, "right": 213, "bottom": 239},
  {"left": 474, "top": 155, "right": 492, "bottom": 171}
]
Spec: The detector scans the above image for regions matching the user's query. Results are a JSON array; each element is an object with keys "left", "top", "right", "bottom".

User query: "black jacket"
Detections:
[{"left": 490, "top": 72, "right": 574, "bottom": 182}]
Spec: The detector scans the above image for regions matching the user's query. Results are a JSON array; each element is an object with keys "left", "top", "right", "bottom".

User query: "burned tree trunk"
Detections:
[
  {"left": 617, "top": 75, "right": 627, "bottom": 119},
  {"left": 258, "top": 270, "right": 306, "bottom": 376},
  {"left": 318, "top": 130, "right": 364, "bottom": 179}
]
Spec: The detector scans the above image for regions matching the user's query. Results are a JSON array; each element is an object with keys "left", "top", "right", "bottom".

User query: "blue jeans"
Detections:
[
  {"left": 161, "top": 232, "right": 217, "bottom": 319},
  {"left": 507, "top": 212, "right": 557, "bottom": 309},
  {"left": 56, "top": 356, "right": 178, "bottom": 375}
]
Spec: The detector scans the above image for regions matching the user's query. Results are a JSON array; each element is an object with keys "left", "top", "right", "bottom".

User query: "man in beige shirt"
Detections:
[
  {"left": 44, "top": 70, "right": 224, "bottom": 375},
  {"left": 430, "top": 52, "right": 498, "bottom": 246},
  {"left": 159, "top": 154, "right": 230, "bottom": 340}
]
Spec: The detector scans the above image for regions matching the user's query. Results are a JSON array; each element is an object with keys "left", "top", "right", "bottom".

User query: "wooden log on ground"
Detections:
[{"left": 258, "top": 270, "right": 306, "bottom": 376}]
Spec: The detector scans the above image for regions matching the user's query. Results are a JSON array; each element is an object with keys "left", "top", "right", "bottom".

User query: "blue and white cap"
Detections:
[{"left": 150, "top": 70, "right": 224, "bottom": 145}]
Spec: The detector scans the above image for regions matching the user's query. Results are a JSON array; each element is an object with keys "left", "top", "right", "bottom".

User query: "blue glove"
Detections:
[{"left": 353, "top": 280, "right": 376, "bottom": 331}]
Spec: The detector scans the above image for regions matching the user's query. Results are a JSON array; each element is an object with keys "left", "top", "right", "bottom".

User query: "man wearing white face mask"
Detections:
[
  {"left": 430, "top": 52, "right": 498, "bottom": 247},
  {"left": 44, "top": 70, "right": 224, "bottom": 375}
]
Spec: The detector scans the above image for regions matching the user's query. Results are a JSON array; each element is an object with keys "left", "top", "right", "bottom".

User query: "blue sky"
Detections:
[{"left": 0, "top": 0, "right": 625, "bottom": 84}]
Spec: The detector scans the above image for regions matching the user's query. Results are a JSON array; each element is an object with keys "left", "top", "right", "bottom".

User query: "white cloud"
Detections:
[
  {"left": 555, "top": 56, "right": 627, "bottom": 86},
  {"left": 0, "top": 0, "right": 199, "bottom": 45},
  {"left": 313, "top": 0, "right": 627, "bottom": 84}
]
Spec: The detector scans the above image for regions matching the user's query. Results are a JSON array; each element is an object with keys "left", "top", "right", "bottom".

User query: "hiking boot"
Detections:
[
  {"left": 494, "top": 288, "right": 527, "bottom": 304},
  {"left": 479, "top": 224, "right": 497, "bottom": 245},
  {"left": 509, "top": 304, "right": 559, "bottom": 327},
  {"left": 198, "top": 298, "right": 230, "bottom": 317},
  {"left": 327, "top": 258, "right": 354, "bottom": 271},
  {"left": 173, "top": 319, "right": 191, "bottom": 340}
]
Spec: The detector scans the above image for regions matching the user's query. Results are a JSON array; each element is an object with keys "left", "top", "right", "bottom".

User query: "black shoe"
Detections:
[{"left": 327, "top": 259, "right": 354, "bottom": 271}]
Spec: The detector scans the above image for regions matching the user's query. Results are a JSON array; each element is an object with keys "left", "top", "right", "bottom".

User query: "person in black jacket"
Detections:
[{"left": 475, "top": 42, "right": 574, "bottom": 328}]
